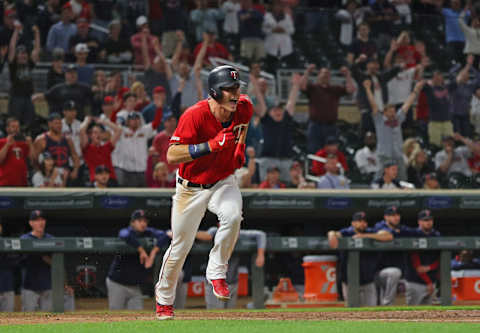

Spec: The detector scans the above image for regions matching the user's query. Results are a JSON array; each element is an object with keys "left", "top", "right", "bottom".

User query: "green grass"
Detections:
[{"left": 2, "top": 320, "right": 480, "bottom": 333}]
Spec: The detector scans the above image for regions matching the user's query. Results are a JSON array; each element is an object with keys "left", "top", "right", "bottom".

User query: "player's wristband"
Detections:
[{"left": 188, "top": 143, "right": 211, "bottom": 159}]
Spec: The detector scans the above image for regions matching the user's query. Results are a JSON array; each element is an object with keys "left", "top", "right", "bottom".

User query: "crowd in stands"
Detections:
[{"left": 4, "top": 0, "right": 480, "bottom": 190}]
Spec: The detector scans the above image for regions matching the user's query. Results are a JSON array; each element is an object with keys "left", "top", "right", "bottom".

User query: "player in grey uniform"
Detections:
[{"left": 196, "top": 226, "right": 266, "bottom": 309}]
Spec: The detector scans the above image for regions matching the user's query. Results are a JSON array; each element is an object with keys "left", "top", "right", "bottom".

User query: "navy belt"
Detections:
[{"left": 177, "top": 176, "right": 216, "bottom": 189}]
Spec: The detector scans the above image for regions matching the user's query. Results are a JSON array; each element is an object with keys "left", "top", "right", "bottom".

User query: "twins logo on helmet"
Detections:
[
  {"left": 208, "top": 65, "right": 241, "bottom": 101},
  {"left": 230, "top": 71, "right": 238, "bottom": 80}
]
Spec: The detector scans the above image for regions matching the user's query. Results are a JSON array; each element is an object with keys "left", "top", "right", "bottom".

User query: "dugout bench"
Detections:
[{"left": 1, "top": 236, "right": 480, "bottom": 312}]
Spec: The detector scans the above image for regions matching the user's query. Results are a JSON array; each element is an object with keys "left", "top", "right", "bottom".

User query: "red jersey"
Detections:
[
  {"left": 170, "top": 95, "right": 253, "bottom": 184},
  {"left": 82, "top": 141, "right": 116, "bottom": 181},
  {"left": 259, "top": 181, "right": 286, "bottom": 189},
  {"left": 0, "top": 139, "right": 29, "bottom": 186},
  {"left": 468, "top": 154, "right": 480, "bottom": 173}
]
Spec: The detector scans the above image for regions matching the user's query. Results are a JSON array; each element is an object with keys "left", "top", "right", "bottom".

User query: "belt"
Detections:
[{"left": 177, "top": 176, "right": 217, "bottom": 189}]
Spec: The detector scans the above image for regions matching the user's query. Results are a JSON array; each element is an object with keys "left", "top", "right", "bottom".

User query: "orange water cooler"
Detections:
[
  {"left": 238, "top": 266, "right": 248, "bottom": 296},
  {"left": 302, "top": 255, "right": 338, "bottom": 301},
  {"left": 451, "top": 270, "right": 480, "bottom": 301}
]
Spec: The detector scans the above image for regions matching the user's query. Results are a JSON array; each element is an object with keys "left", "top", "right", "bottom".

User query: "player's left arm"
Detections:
[{"left": 353, "top": 230, "right": 393, "bottom": 242}]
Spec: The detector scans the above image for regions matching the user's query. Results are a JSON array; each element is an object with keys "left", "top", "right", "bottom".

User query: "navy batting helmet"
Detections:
[{"left": 208, "top": 65, "right": 241, "bottom": 101}]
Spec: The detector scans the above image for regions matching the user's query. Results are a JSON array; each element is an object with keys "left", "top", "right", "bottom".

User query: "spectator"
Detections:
[
  {"left": 46, "top": 3, "right": 77, "bottom": 53},
  {"left": 101, "top": 20, "right": 133, "bottom": 64},
  {"left": 405, "top": 210, "right": 440, "bottom": 306},
  {"left": 470, "top": 85, "right": 480, "bottom": 136},
  {"left": 131, "top": 15, "right": 161, "bottom": 66},
  {"left": 47, "top": 48, "right": 65, "bottom": 89},
  {"left": 363, "top": 79, "right": 424, "bottom": 180},
  {"left": 434, "top": 135, "right": 472, "bottom": 179},
  {"left": 37, "top": 0, "right": 61, "bottom": 47},
  {"left": 393, "top": 31, "right": 422, "bottom": 69},
  {"left": 33, "top": 113, "right": 81, "bottom": 183},
  {"left": 366, "top": 0, "right": 399, "bottom": 44},
  {"left": 247, "top": 73, "right": 267, "bottom": 156},
  {"left": 115, "top": 93, "right": 144, "bottom": 126},
  {"left": 354, "top": 131, "right": 380, "bottom": 178},
  {"left": 142, "top": 44, "right": 173, "bottom": 102},
  {"left": 259, "top": 166, "right": 286, "bottom": 189},
  {"left": 257, "top": 74, "right": 301, "bottom": 182},
  {"left": 459, "top": 7, "right": 480, "bottom": 64},
  {"left": 80, "top": 116, "right": 121, "bottom": 184},
  {"left": 7, "top": 22, "right": 40, "bottom": 128},
  {"left": 113, "top": 109, "right": 163, "bottom": 187},
  {"left": 249, "top": 66, "right": 276, "bottom": 111},
  {"left": 311, "top": 136, "right": 348, "bottom": 176},
  {"left": 423, "top": 172, "right": 441, "bottom": 190},
  {"left": 371, "top": 161, "right": 405, "bottom": 190},
  {"left": 0, "top": 117, "right": 34, "bottom": 186},
  {"left": 316, "top": 154, "right": 350, "bottom": 189},
  {"left": 20, "top": 210, "right": 54, "bottom": 312},
  {"left": 70, "top": 0, "right": 92, "bottom": 21},
  {"left": 0, "top": 222, "right": 17, "bottom": 312},
  {"left": 196, "top": 225, "right": 266, "bottom": 309},
  {"left": 421, "top": 70, "right": 454, "bottom": 147},
  {"left": 32, "top": 64, "right": 94, "bottom": 118},
  {"left": 352, "top": 55, "right": 402, "bottom": 135},
  {"left": 449, "top": 55, "right": 480, "bottom": 138},
  {"left": 222, "top": 0, "right": 241, "bottom": 39},
  {"left": 262, "top": 0, "right": 295, "bottom": 73},
  {"left": 438, "top": 0, "right": 466, "bottom": 65},
  {"left": 1, "top": 8, "right": 30, "bottom": 51},
  {"left": 170, "top": 31, "right": 206, "bottom": 110},
  {"left": 90, "top": 165, "right": 112, "bottom": 189},
  {"left": 91, "top": 70, "right": 108, "bottom": 115},
  {"left": 91, "top": 0, "right": 117, "bottom": 33},
  {"left": 129, "top": 82, "right": 149, "bottom": 112},
  {"left": 100, "top": 96, "right": 115, "bottom": 121},
  {"left": 346, "top": 22, "right": 378, "bottom": 65},
  {"left": 190, "top": 0, "right": 224, "bottom": 43},
  {"left": 106, "top": 209, "right": 169, "bottom": 310},
  {"left": 407, "top": 149, "right": 435, "bottom": 189},
  {"left": 74, "top": 43, "right": 95, "bottom": 85},
  {"left": 301, "top": 65, "right": 355, "bottom": 153},
  {"left": 335, "top": 0, "right": 361, "bottom": 49},
  {"left": 238, "top": 0, "right": 264, "bottom": 63},
  {"left": 32, "top": 152, "right": 67, "bottom": 187},
  {"left": 160, "top": 1, "right": 187, "bottom": 58},
  {"left": 328, "top": 211, "right": 392, "bottom": 307},
  {"left": 403, "top": 137, "right": 421, "bottom": 165},
  {"left": 148, "top": 162, "right": 175, "bottom": 188},
  {"left": 150, "top": 114, "right": 178, "bottom": 179},
  {"left": 68, "top": 17, "right": 100, "bottom": 62},
  {"left": 285, "top": 160, "right": 314, "bottom": 189},
  {"left": 61, "top": 100, "right": 83, "bottom": 170},
  {"left": 192, "top": 30, "right": 233, "bottom": 67}
]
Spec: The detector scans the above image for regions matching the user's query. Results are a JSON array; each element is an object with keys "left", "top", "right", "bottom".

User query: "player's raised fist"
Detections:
[{"left": 208, "top": 129, "right": 235, "bottom": 152}]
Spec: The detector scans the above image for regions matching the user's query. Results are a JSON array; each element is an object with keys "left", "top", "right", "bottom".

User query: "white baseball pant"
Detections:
[
  {"left": 406, "top": 281, "right": 436, "bottom": 305},
  {"left": 377, "top": 267, "right": 402, "bottom": 305},
  {"left": 155, "top": 174, "right": 243, "bottom": 306}
]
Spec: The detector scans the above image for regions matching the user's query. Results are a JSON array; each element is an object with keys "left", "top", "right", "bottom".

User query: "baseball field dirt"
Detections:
[{"left": 1, "top": 308, "right": 480, "bottom": 325}]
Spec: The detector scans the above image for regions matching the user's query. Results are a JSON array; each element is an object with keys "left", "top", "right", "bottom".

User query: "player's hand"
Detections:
[
  {"left": 6, "top": 135, "right": 14, "bottom": 147},
  {"left": 208, "top": 129, "right": 235, "bottom": 152},
  {"left": 416, "top": 265, "right": 430, "bottom": 274},
  {"left": 234, "top": 143, "right": 246, "bottom": 169},
  {"left": 427, "top": 283, "right": 434, "bottom": 295},
  {"left": 328, "top": 236, "right": 339, "bottom": 249},
  {"left": 144, "top": 256, "right": 155, "bottom": 269},
  {"left": 255, "top": 253, "right": 265, "bottom": 267},
  {"left": 138, "top": 249, "right": 148, "bottom": 265}
]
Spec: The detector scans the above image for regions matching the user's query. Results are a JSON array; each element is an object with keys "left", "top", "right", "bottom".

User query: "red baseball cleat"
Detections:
[
  {"left": 156, "top": 303, "right": 174, "bottom": 320},
  {"left": 208, "top": 278, "right": 230, "bottom": 301}
]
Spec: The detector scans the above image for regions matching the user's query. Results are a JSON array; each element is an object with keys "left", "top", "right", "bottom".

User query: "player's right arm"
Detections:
[{"left": 167, "top": 128, "right": 236, "bottom": 164}]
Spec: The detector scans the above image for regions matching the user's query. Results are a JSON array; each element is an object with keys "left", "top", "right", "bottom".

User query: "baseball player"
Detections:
[
  {"left": 20, "top": 210, "right": 54, "bottom": 311},
  {"left": 106, "top": 209, "right": 169, "bottom": 310},
  {"left": 196, "top": 226, "right": 266, "bottom": 309},
  {"left": 328, "top": 211, "right": 392, "bottom": 306},
  {"left": 0, "top": 222, "right": 18, "bottom": 312},
  {"left": 155, "top": 65, "right": 253, "bottom": 320},
  {"left": 405, "top": 209, "right": 441, "bottom": 305},
  {"left": 373, "top": 206, "right": 417, "bottom": 305}
]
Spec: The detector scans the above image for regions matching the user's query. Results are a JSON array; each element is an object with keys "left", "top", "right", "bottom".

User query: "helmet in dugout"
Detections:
[{"left": 208, "top": 65, "right": 241, "bottom": 101}]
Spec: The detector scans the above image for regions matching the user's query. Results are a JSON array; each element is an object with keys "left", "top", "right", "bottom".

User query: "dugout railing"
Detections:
[{"left": 1, "top": 236, "right": 479, "bottom": 312}]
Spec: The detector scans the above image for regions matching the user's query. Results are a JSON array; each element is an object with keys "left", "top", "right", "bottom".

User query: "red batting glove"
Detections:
[
  {"left": 234, "top": 143, "right": 246, "bottom": 169},
  {"left": 208, "top": 129, "right": 235, "bottom": 152}
]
